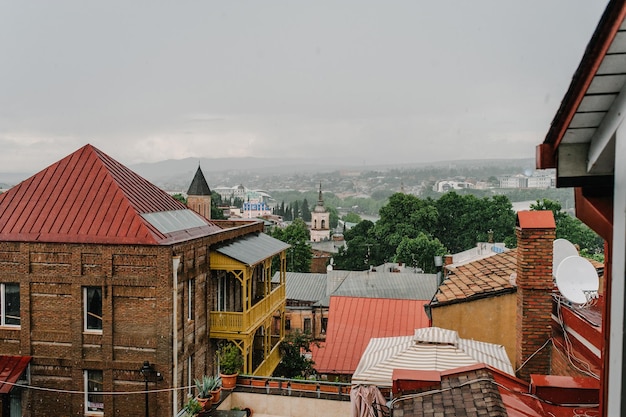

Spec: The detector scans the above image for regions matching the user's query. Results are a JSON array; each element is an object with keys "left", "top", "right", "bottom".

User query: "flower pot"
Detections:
[
  {"left": 220, "top": 372, "right": 238, "bottom": 390},
  {"left": 195, "top": 396, "right": 212, "bottom": 411},
  {"left": 211, "top": 387, "right": 222, "bottom": 403}
]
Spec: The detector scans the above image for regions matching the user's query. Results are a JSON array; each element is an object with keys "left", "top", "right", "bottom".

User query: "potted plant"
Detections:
[
  {"left": 219, "top": 343, "right": 243, "bottom": 389},
  {"left": 183, "top": 397, "right": 202, "bottom": 417},
  {"left": 210, "top": 375, "right": 222, "bottom": 403},
  {"left": 194, "top": 375, "right": 217, "bottom": 411}
]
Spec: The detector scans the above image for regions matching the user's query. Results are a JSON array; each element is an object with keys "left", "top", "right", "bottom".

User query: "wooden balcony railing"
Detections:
[
  {"left": 210, "top": 284, "right": 285, "bottom": 336},
  {"left": 252, "top": 343, "right": 282, "bottom": 377}
]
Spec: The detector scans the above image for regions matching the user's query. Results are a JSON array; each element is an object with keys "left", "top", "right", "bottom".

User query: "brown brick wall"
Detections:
[
  {"left": 515, "top": 219, "right": 555, "bottom": 381},
  {"left": 0, "top": 235, "right": 224, "bottom": 417}
]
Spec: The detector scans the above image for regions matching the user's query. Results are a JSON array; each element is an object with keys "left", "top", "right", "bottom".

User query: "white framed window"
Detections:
[
  {"left": 187, "top": 356, "right": 193, "bottom": 396},
  {"left": 188, "top": 278, "right": 195, "bottom": 321},
  {"left": 83, "top": 287, "right": 102, "bottom": 333},
  {"left": 84, "top": 369, "right": 104, "bottom": 414},
  {"left": 1, "top": 283, "right": 20, "bottom": 327}
]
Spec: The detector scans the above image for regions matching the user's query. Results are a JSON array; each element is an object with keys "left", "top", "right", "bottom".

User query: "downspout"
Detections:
[{"left": 172, "top": 255, "right": 181, "bottom": 417}]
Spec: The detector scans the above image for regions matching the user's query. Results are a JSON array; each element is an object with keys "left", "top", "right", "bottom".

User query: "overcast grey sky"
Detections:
[{"left": 0, "top": 1, "right": 609, "bottom": 173}]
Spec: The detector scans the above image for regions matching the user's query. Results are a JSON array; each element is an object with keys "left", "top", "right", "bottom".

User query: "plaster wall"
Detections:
[{"left": 431, "top": 292, "right": 517, "bottom": 365}]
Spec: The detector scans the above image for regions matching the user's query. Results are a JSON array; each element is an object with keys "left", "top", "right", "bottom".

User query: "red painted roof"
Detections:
[
  {"left": 0, "top": 144, "right": 222, "bottom": 245},
  {"left": 312, "top": 296, "right": 430, "bottom": 375},
  {"left": 0, "top": 355, "right": 31, "bottom": 394}
]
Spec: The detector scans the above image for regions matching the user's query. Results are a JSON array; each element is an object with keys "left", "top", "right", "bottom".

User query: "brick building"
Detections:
[{"left": 0, "top": 144, "right": 288, "bottom": 416}]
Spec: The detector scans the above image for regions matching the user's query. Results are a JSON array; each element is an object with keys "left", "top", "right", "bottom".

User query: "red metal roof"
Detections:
[
  {"left": 0, "top": 355, "right": 31, "bottom": 394},
  {"left": 0, "top": 144, "right": 222, "bottom": 245},
  {"left": 312, "top": 296, "right": 430, "bottom": 375}
]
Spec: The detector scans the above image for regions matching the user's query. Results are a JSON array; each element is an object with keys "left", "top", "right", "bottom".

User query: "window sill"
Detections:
[{"left": 0, "top": 325, "right": 20, "bottom": 330}]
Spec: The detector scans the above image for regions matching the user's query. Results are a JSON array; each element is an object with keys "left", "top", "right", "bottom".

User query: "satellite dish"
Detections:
[
  {"left": 555, "top": 255, "right": 599, "bottom": 305},
  {"left": 553, "top": 239, "right": 579, "bottom": 276}
]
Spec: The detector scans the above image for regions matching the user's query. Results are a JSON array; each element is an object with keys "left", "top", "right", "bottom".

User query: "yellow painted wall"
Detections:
[{"left": 431, "top": 292, "right": 517, "bottom": 366}]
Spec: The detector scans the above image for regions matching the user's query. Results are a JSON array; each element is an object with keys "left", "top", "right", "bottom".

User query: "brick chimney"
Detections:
[{"left": 515, "top": 210, "right": 556, "bottom": 381}]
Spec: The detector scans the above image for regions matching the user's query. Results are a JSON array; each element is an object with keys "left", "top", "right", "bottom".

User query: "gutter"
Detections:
[{"left": 172, "top": 255, "right": 181, "bottom": 417}]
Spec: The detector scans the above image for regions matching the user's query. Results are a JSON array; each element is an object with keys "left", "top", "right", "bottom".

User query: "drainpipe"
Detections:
[{"left": 172, "top": 255, "right": 181, "bottom": 417}]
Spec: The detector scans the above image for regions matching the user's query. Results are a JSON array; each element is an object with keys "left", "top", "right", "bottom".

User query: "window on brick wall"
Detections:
[
  {"left": 188, "top": 278, "right": 195, "bottom": 321},
  {"left": 303, "top": 318, "right": 311, "bottom": 334},
  {"left": 84, "top": 369, "right": 104, "bottom": 414},
  {"left": 1, "top": 283, "right": 20, "bottom": 327},
  {"left": 84, "top": 287, "right": 103, "bottom": 332}
]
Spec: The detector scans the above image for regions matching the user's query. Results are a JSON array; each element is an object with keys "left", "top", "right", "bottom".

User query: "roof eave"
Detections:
[{"left": 539, "top": 0, "right": 626, "bottom": 169}]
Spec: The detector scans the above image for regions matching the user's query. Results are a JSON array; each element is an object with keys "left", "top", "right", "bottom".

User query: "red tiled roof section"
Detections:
[
  {"left": 0, "top": 144, "right": 219, "bottom": 245},
  {"left": 311, "top": 296, "right": 430, "bottom": 375},
  {"left": 435, "top": 249, "right": 518, "bottom": 304}
]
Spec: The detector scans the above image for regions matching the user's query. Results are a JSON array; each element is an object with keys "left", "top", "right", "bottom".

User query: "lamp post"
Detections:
[{"left": 140, "top": 361, "right": 163, "bottom": 417}]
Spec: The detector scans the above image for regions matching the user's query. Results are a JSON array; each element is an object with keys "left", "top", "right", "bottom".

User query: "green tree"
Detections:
[
  {"left": 211, "top": 192, "right": 226, "bottom": 220},
  {"left": 270, "top": 218, "right": 312, "bottom": 272},
  {"left": 434, "top": 192, "right": 515, "bottom": 253},
  {"left": 301, "top": 199, "right": 311, "bottom": 222},
  {"left": 342, "top": 212, "right": 362, "bottom": 224},
  {"left": 172, "top": 193, "right": 187, "bottom": 204},
  {"left": 530, "top": 199, "right": 604, "bottom": 256},
  {"left": 395, "top": 233, "right": 447, "bottom": 273},
  {"left": 273, "top": 330, "right": 317, "bottom": 379},
  {"left": 334, "top": 220, "right": 382, "bottom": 270},
  {"left": 327, "top": 205, "right": 339, "bottom": 229},
  {"left": 373, "top": 193, "right": 438, "bottom": 261}
]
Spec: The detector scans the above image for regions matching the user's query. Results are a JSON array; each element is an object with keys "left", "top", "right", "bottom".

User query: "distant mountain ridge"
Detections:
[{"left": 0, "top": 156, "right": 536, "bottom": 189}]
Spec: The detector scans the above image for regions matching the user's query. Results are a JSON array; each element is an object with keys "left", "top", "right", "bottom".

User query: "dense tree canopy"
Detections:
[
  {"left": 530, "top": 199, "right": 604, "bottom": 259},
  {"left": 269, "top": 218, "right": 312, "bottom": 273},
  {"left": 334, "top": 192, "right": 517, "bottom": 270},
  {"left": 273, "top": 330, "right": 317, "bottom": 379}
]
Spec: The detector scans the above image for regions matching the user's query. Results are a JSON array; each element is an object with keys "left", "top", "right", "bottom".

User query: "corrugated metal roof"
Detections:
[
  {"left": 352, "top": 327, "right": 513, "bottom": 386},
  {"left": 432, "top": 249, "right": 518, "bottom": 305},
  {"left": 311, "top": 296, "right": 430, "bottom": 375},
  {"left": 331, "top": 271, "right": 438, "bottom": 301},
  {"left": 0, "top": 144, "right": 222, "bottom": 245},
  {"left": 0, "top": 355, "right": 31, "bottom": 394},
  {"left": 216, "top": 233, "right": 290, "bottom": 266},
  {"left": 272, "top": 272, "right": 327, "bottom": 302}
]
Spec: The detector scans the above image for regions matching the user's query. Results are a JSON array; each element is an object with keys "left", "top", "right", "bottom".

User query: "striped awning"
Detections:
[{"left": 352, "top": 327, "right": 513, "bottom": 387}]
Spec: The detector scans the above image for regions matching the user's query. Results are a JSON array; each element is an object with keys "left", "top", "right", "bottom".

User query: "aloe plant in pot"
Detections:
[
  {"left": 194, "top": 375, "right": 219, "bottom": 411},
  {"left": 219, "top": 343, "right": 243, "bottom": 389}
]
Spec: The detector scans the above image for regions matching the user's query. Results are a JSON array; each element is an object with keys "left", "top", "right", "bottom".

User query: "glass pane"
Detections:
[
  {"left": 86, "top": 370, "right": 104, "bottom": 412},
  {"left": 86, "top": 287, "right": 102, "bottom": 330},
  {"left": 4, "top": 284, "right": 20, "bottom": 326}
]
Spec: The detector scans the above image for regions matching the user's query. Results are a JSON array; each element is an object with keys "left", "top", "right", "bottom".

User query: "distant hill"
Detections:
[{"left": 0, "top": 157, "right": 536, "bottom": 189}]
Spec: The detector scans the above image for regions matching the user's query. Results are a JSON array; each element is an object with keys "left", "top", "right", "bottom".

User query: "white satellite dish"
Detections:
[
  {"left": 553, "top": 238, "right": 579, "bottom": 277},
  {"left": 555, "top": 255, "right": 599, "bottom": 305}
]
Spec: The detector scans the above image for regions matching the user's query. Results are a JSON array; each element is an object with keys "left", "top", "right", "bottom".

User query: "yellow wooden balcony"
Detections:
[
  {"left": 252, "top": 343, "right": 282, "bottom": 377},
  {"left": 210, "top": 284, "right": 285, "bottom": 336}
]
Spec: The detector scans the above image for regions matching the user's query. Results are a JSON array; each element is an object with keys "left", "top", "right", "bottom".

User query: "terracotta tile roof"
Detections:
[
  {"left": 433, "top": 249, "right": 518, "bottom": 305},
  {"left": 392, "top": 365, "right": 599, "bottom": 417},
  {"left": 392, "top": 367, "right": 508, "bottom": 417},
  {"left": 0, "top": 144, "right": 222, "bottom": 245},
  {"left": 311, "top": 296, "right": 430, "bottom": 375}
]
